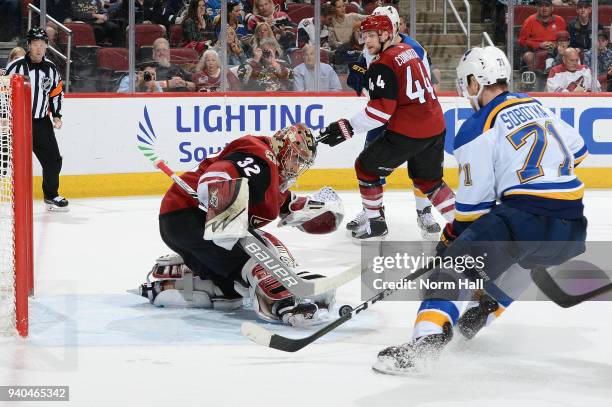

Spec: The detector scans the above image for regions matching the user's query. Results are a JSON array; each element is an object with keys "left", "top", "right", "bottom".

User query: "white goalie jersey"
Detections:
[{"left": 453, "top": 92, "right": 588, "bottom": 229}]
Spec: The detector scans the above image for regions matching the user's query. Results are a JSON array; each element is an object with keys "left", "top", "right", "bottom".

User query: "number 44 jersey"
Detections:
[
  {"left": 349, "top": 43, "right": 446, "bottom": 138},
  {"left": 453, "top": 92, "right": 589, "bottom": 231}
]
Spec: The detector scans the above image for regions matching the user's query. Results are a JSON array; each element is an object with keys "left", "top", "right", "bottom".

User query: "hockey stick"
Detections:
[
  {"left": 241, "top": 262, "right": 435, "bottom": 352},
  {"left": 531, "top": 267, "right": 612, "bottom": 308},
  {"left": 150, "top": 158, "right": 361, "bottom": 297}
]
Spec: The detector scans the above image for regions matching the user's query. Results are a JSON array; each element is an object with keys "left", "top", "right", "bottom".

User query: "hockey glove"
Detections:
[
  {"left": 436, "top": 223, "right": 457, "bottom": 256},
  {"left": 347, "top": 57, "right": 367, "bottom": 96},
  {"left": 318, "top": 119, "right": 354, "bottom": 147}
]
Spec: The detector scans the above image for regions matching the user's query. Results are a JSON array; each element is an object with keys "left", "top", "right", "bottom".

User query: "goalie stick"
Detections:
[
  {"left": 151, "top": 159, "right": 360, "bottom": 297},
  {"left": 241, "top": 262, "right": 435, "bottom": 352},
  {"left": 530, "top": 267, "right": 612, "bottom": 308}
]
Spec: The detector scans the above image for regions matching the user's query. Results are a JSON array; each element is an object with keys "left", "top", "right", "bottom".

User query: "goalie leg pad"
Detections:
[
  {"left": 239, "top": 231, "right": 337, "bottom": 325},
  {"left": 139, "top": 260, "right": 243, "bottom": 309}
]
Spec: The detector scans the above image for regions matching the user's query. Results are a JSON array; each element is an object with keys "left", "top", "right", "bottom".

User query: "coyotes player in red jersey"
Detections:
[
  {"left": 143, "top": 124, "right": 344, "bottom": 327},
  {"left": 319, "top": 14, "right": 455, "bottom": 240}
]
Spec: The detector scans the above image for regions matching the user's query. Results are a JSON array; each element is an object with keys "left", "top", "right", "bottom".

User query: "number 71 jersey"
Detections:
[
  {"left": 359, "top": 43, "right": 445, "bottom": 138},
  {"left": 454, "top": 92, "right": 588, "bottom": 223}
]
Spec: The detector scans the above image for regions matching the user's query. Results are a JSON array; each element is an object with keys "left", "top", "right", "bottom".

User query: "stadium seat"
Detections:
[
  {"left": 514, "top": 6, "right": 536, "bottom": 25},
  {"left": 126, "top": 24, "right": 166, "bottom": 61},
  {"left": 96, "top": 47, "right": 129, "bottom": 92},
  {"left": 554, "top": 6, "right": 577, "bottom": 24},
  {"left": 346, "top": 3, "right": 359, "bottom": 14},
  {"left": 128, "top": 24, "right": 166, "bottom": 50},
  {"left": 59, "top": 22, "right": 98, "bottom": 47},
  {"left": 287, "top": 3, "right": 314, "bottom": 22},
  {"left": 169, "top": 25, "right": 183, "bottom": 47},
  {"left": 170, "top": 48, "right": 199, "bottom": 70},
  {"left": 290, "top": 48, "right": 330, "bottom": 67},
  {"left": 97, "top": 47, "right": 129, "bottom": 72},
  {"left": 58, "top": 22, "right": 100, "bottom": 84},
  {"left": 599, "top": 6, "right": 612, "bottom": 26}
]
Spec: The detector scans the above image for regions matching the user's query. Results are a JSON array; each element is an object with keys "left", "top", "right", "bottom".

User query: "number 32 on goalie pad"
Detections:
[{"left": 204, "top": 178, "right": 250, "bottom": 249}]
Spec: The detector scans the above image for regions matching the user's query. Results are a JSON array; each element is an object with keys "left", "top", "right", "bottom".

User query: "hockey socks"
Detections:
[{"left": 414, "top": 180, "right": 455, "bottom": 223}]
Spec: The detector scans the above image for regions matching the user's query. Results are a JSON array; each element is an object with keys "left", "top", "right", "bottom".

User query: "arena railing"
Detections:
[{"left": 443, "top": 0, "right": 471, "bottom": 49}]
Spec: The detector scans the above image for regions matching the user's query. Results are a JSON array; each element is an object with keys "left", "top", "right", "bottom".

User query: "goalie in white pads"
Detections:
[{"left": 134, "top": 124, "right": 344, "bottom": 327}]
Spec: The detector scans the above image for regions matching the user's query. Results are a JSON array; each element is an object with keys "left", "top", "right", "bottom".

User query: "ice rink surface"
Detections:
[{"left": 2, "top": 190, "right": 612, "bottom": 407}]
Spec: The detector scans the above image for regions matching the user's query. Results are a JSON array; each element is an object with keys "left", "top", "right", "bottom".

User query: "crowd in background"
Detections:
[{"left": 1, "top": 0, "right": 611, "bottom": 92}]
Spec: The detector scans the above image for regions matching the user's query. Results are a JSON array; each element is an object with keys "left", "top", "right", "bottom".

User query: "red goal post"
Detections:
[{"left": 0, "top": 74, "right": 34, "bottom": 337}]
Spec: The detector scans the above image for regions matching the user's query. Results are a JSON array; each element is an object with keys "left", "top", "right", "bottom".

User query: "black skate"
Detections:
[
  {"left": 456, "top": 292, "right": 499, "bottom": 340},
  {"left": 373, "top": 322, "right": 453, "bottom": 375},
  {"left": 351, "top": 210, "right": 387, "bottom": 241},
  {"left": 416, "top": 206, "right": 441, "bottom": 240},
  {"left": 44, "top": 196, "right": 69, "bottom": 212},
  {"left": 346, "top": 209, "right": 367, "bottom": 232}
]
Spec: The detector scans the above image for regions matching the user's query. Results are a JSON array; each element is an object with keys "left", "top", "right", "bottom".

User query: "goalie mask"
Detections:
[{"left": 271, "top": 123, "right": 317, "bottom": 191}]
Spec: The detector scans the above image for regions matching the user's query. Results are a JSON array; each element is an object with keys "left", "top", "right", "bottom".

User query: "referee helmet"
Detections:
[{"left": 27, "top": 27, "right": 49, "bottom": 44}]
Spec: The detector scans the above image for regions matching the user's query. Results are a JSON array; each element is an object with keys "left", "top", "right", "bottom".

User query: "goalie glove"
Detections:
[
  {"left": 278, "top": 187, "right": 344, "bottom": 234},
  {"left": 318, "top": 119, "right": 354, "bottom": 147}
]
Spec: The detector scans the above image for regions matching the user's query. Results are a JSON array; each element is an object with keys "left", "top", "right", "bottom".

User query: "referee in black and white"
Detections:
[{"left": 4, "top": 27, "right": 69, "bottom": 211}]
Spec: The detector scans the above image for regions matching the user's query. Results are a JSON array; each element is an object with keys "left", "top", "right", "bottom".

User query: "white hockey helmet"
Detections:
[
  {"left": 372, "top": 5, "right": 400, "bottom": 39},
  {"left": 456, "top": 46, "right": 512, "bottom": 110}
]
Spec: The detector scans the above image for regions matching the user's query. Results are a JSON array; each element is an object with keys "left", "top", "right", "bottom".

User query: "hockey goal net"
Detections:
[{"left": 0, "top": 74, "right": 33, "bottom": 337}]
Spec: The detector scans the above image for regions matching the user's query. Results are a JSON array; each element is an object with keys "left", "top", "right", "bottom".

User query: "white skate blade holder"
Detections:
[{"left": 45, "top": 202, "right": 70, "bottom": 212}]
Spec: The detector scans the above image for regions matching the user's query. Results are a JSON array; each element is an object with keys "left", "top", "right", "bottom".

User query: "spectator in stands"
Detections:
[
  {"left": 221, "top": 26, "right": 249, "bottom": 66},
  {"left": 71, "top": 0, "right": 122, "bottom": 46},
  {"left": 583, "top": 31, "right": 612, "bottom": 89},
  {"left": 205, "top": 0, "right": 221, "bottom": 17},
  {"left": 192, "top": 49, "right": 242, "bottom": 91},
  {"left": 249, "top": 22, "right": 284, "bottom": 58},
  {"left": 152, "top": 38, "right": 197, "bottom": 91},
  {"left": 236, "top": 37, "right": 292, "bottom": 91},
  {"left": 121, "top": 0, "right": 167, "bottom": 26},
  {"left": 214, "top": 1, "right": 248, "bottom": 39},
  {"left": 331, "top": 20, "right": 363, "bottom": 67},
  {"left": 216, "top": 2, "right": 245, "bottom": 35},
  {"left": 329, "top": 0, "right": 364, "bottom": 49},
  {"left": 292, "top": 44, "right": 342, "bottom": 91},
  {"left": 117, "top": 61, "right": 164, "bottom": 93},
  {"left": 245, "top": 0, "right": 295, "bottom": 49},
  {"left": 399, "top": 15, "right": 408, "bottom": 34},
  {"left": 297, "top": 3, "right": 335, "bottom": 49},
  {"left": 7, "top": 47, "right": 26, "bottom": 64},
  {"left": 182, "top": 0, "right": 216, "bottom": 53},
  {"left": 568, "top": 0, "right": 600, "bottom": 51},
  {"left": 161, "top": 0, "right": 189, "bottom": 29},
  {"left": 547, "top": 47, "right": 601, "bottom": 91},
  {"left": 44, "top": 0, "right": 73, "bottom": 45},
  {"left": 518, "top": 0, "right": 567, "bottom": 73},
  {"left": 546, "top": 30, "right": 571, "bottom": 73}
]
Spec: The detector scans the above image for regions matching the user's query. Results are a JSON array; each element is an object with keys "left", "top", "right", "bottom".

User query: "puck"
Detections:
[{"left": 338, "top": 305, "right": 353, "bottom": 317}]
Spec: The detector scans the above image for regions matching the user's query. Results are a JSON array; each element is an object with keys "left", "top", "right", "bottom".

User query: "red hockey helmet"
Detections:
[
  {"left": 360, "top": 14, "right": 394, "bottom": 37},
  {"left": 271, "top": 123, "right": 316, "bottom": 190}
]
